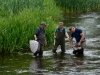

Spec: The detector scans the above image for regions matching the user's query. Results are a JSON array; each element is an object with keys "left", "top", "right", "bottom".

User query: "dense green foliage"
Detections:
[
  {"left": 55, "top": 0, "right": 100, "bottom": 14},
  {"left": 0, "top": 0, "right": 61, "bottom": 52}
]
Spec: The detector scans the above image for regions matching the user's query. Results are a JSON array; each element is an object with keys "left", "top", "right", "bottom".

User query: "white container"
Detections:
[{"left": 29, "top": 40, "right": 39, "bottom": 53}]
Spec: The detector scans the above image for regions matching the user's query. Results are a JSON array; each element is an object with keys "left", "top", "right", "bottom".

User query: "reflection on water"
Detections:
[
  {"left": 28, "top": 52, "right": 85, "bottom": 75},
  {"left": 29, "top": 57, "right": 44, "bottom": 75},
  {"left": 0, "top": 12, "right": 100, "bottom": 75}
]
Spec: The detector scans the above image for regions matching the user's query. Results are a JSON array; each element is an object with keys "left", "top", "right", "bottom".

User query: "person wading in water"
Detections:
[
  {"left": 34, "top": 22, "right": 47, "bottom": 57},
  {"left": 69, "top": 26, "right": 85, "bottom": 55},
  {"left": 52, "top": 22, "right": 69, "bottom": 53}
]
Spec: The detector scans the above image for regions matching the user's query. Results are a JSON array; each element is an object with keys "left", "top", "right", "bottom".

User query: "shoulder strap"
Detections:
[
  {"left": 57, "top": 27, "right": 65, "bottom": 34},
  {"left": 58, "top": 27, "right": 60, "bottom": 32},
  {"left": 63, "top": 28, "right": 65, "bottom": 34}
]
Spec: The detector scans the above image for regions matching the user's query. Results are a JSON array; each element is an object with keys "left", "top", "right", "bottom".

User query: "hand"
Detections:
[
  {"left": 54, "top": 36, "right": 56, "bottom": 39},
  {"left": 69, "top": 38, "right": 71, "bottom": 41},
  {"left": 68, "top": 38, "right": 70, "bottom": 41},
  {"left": 71, "top": 45, "right": 74, "bottom": 48},
  {"left": 44, "top": 41, "right": 47, "bottom": 46},
  {"left": 78, "top": 42, "right": 81, "bottom": 46}
]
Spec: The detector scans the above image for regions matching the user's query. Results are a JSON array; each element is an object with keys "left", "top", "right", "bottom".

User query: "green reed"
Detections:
[
  {"left": 55, "top": 0, "right": 100, "bottom": 14},
  {"left": 0, "top": 0, "right": 61, "bottom": 52}
]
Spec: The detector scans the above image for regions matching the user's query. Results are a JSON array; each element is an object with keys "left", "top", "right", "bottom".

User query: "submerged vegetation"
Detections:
[
  {"left": 55, "top": 0, "right": 100, "bottom": 14},
  {"left": 0, "top": 0, "right": 61, "bottom": 52}
]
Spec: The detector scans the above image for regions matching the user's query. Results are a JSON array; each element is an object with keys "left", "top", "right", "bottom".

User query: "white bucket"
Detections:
[{"left": 29, "top": 40, "right": 39, "bottom": 53}]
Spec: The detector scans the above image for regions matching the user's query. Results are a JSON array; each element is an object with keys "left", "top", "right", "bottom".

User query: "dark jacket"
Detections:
[{"left": 34, "top": 27, "right": 45, "bottom": 45}]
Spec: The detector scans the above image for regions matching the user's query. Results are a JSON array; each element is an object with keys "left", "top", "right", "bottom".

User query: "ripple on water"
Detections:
[
  {"left": 79, "top": 12, "right": 100, "bottom": 19},
  {"left": 86, "top": 37, "right": 100, "bottom": 48},
  {"left": 96, "top": 25, "right": 100, "bottom": 28},
  {"left": 16, "top": 70, "right": 29, "bottom": 74},
  {"left": 67, "top": 72, "right": 99, "bottom": 75}
]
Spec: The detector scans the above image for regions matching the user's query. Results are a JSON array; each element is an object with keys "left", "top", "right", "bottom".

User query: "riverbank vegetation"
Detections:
[
  {"left": 0, "top": 0, "right": 61, "bottom": 52},
  {"left": 55, "top": 0, "right": 100, "bottom": 14}
]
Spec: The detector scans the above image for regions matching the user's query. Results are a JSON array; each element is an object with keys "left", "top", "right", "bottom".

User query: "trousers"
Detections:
[
  {"left": 53, "top": 38, "right": 65, "bottom": 53},
  {"left": 73, "top": 42, "right": 86, "bottom": 55}
]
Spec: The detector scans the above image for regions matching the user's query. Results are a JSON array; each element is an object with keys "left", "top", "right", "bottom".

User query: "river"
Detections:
[{"left": 0, "top": 12, "right": 100, "bottom": 75}]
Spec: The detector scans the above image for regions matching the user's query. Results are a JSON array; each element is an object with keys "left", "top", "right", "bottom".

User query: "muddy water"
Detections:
[{"left": 0, "top": 12, "right": 100, "bottom": 75}]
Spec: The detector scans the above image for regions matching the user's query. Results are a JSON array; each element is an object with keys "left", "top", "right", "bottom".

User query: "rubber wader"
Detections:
[{"left": 53, "top": 28, "right": 65, "bottom": 53}]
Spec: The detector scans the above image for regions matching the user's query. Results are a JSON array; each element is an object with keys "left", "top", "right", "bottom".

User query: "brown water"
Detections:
[{"left": 0, "top": 12, "right": 100, "bottom": 75}]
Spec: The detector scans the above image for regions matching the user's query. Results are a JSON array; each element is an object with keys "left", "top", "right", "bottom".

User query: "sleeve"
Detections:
[
  {"left": 78, "top": 29, "right": 82, "bottom": 34},
  {"left": 34, "top": 28, "right": 40, "bottom": 35},
  {"left": 65, "top": 29, "right": 68, "bottom": 34}
]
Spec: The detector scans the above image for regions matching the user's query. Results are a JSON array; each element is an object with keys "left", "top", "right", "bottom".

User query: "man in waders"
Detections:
[
  {"left": 34, "top": 22, "right": 47, "bottom": 56},
  {"left": 52, "top": 22, "right": 69, "bottom": 53},
  {"left": 69, "top": 26, "right": 85, "bottom": 55}
]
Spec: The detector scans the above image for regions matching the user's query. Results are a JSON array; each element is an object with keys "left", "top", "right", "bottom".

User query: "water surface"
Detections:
[{"left": 0, "top": 12, "right": 100, "bottom": 75}]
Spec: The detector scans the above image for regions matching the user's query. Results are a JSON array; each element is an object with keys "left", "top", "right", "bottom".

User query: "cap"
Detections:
[{"left": 40, "top": 22, "right": 46, "bottom": 26}]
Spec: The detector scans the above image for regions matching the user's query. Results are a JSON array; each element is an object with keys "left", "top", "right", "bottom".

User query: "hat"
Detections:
[{"left": 40, "top": 22, "right": 46, "bottom": 26}]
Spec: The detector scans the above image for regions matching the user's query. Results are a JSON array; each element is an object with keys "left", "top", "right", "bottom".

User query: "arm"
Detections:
[
  {"left": 54, "top": 28, "right": 57, "bottom": 38},
  {"left": 44, "top": 38, "right": 47, "bottom": 46},
  {"left": 78, "top": 33, "right": 85, "bottom": 46},
  {"left": 54, "top": 32, "right": 57, "bottom": 38},
  {"left": 34, "top": 28, "right": 40, "bottom": 40},
  {"left": 79, "top": 33, "right": 85, "bottom": 43},
  {"left": 65, "top": 29, "right": 69, "bottom": 39},
  {"left": 65, "top": 33, "right": 69, "bottom": 39},
  {"left": 69, "top": 37, "right": 74, "bottom": 48},
  {"left": 34, "top": 35, "right": 38, "bottom": 41}
]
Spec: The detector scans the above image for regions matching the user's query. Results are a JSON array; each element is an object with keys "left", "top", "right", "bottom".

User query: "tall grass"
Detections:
[
  {"left": 55, "top": 0, "right": 100, "bottom": 14},
  {"left": 0, "top": 0, "right": 61, "bottom": 52}
]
